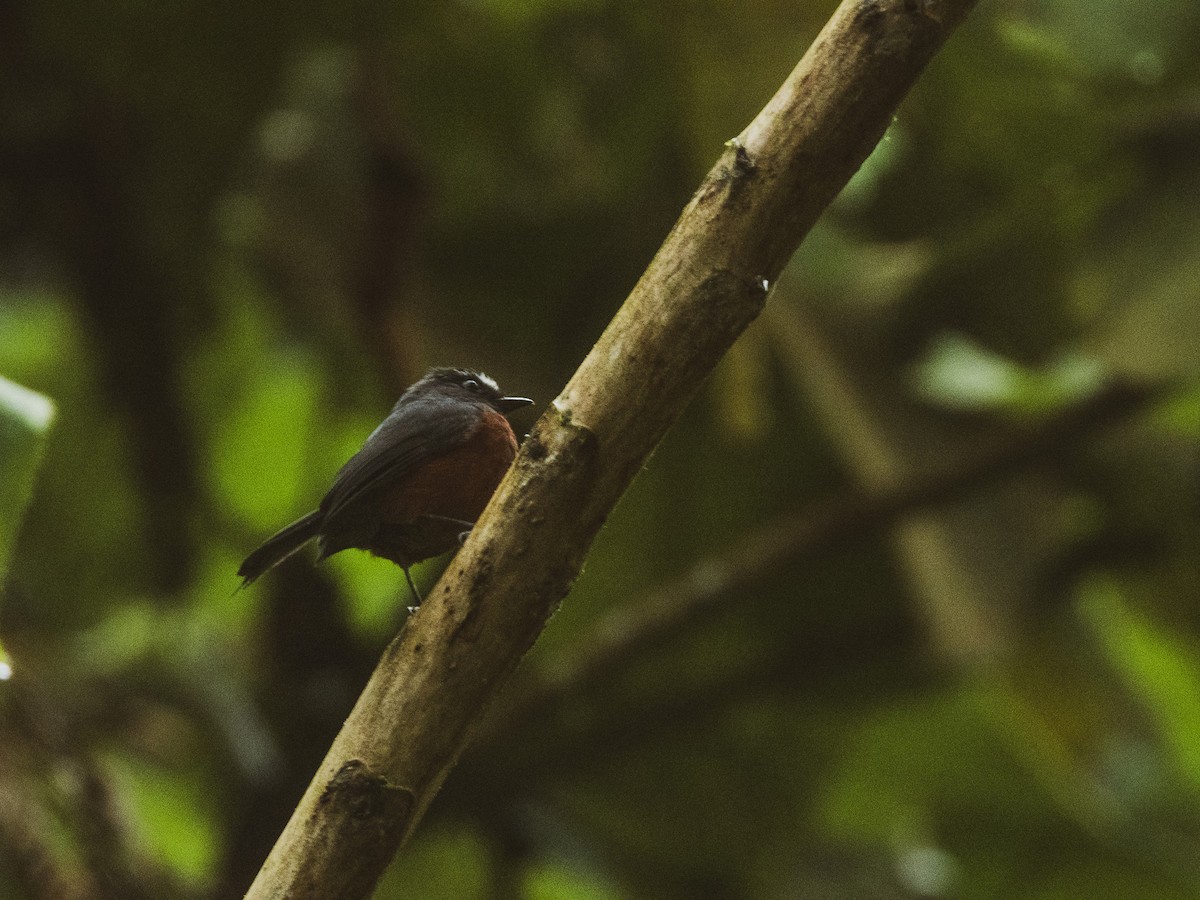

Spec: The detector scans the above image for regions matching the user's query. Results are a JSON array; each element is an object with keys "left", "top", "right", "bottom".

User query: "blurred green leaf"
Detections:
[
  {"left": 1150, "top": 381, "right": 1200, "bottom": 437},
  {"left": 0, "top": 375, "right": 55, "bottom": 580},
  {"left": 211, "top": 352, "right": 322, "bottom": 529},
  {"left": 1080, "top": 579, "right": 1200, "bottom": 793},
  {"left": 100, "top": 749, "right": 221, "bottom": 887},
  {"left": 525, "top": 861, "right": 625, "bottom": 900},
  {"left": 914, "top": 332, "right": 1107, "bottom": 414},
  {"left": 999, "top": 0, "right": 1185, "bottom": 83},
  {"left": 0, "top": 296, "right": 71, "bottom": 373},
  {"left": 995, "top": 19, "right": 1089, "bottom": 77},
  {"left": 377, "top": 827, "right": 490, "bottom": 899}
]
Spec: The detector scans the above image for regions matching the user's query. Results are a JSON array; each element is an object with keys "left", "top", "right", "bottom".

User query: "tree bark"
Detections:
[{"left": 246, "top": 1, "right": 980, "bottom": 896}]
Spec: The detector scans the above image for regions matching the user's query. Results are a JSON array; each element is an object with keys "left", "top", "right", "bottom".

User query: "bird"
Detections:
[{"left": 237, "top": 367, "right": 533, "bottom": 604}]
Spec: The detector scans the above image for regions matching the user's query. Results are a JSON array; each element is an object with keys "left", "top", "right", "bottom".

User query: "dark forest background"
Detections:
[{"left": 3, "top": 0, "right": 1200, "bottom": 897}]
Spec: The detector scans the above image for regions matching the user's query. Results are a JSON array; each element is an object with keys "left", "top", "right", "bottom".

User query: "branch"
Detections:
[{"left": 246, "top": 2, "right": 979, "bottom": 896}]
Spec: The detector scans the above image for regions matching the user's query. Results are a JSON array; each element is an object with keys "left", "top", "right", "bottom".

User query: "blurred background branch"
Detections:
[{"left": 483, "top": 373, "right": 1162, "bottom": 746}]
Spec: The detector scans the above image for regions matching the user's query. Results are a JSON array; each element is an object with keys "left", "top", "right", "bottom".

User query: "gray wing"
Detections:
[{"left": 319, "top": 397, "right": 478, "bottom": 523}]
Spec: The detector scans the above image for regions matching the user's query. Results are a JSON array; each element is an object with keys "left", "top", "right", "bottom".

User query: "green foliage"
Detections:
[
  {"left": 374, "top": 827, "right": 490, "bottom": 899},
  {"left": 1, "top": 0, "right": 1199, "bottom": 897},
  {"left": 1152, "top": 383, "right": 1200, "bottom": 437},
  {"left": 0, "top": 373, "right": 55, "bottom": 675},
  {"left": 914, "top": 332, "right": 1107, "bottom": 415},
  {"left": 0, "top": 376, "right": 54, "bottom": 582},
  {"left": 99, "top": 748, "right": 222, "bottom": 887},
  {"left": 211, "top": 352, "right": 323, "bottom": 531},
  {"left": 1081, "top": 579, "right": 1200, "bottom": 795},
  {"left": 525, "top": 861, "right": 624, "bottom": 900}
]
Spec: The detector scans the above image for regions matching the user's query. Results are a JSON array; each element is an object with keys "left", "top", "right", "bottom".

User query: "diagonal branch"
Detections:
[{"left": 246, "top": 2, "right": 980, "bottom": 896}]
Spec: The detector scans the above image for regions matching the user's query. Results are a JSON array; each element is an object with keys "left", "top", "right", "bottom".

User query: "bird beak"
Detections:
[{"left": 498, "top": 396, "right": 534, "bottom": 413}]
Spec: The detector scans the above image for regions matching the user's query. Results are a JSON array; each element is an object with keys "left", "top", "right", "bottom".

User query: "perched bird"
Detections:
[{"left": 238, "top": 367, "right": 533, "bottom": 603}]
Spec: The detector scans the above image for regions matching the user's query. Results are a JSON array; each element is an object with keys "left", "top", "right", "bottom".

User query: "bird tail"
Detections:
[{"left": 237, "top": 511, "right": 323, "bottom": 585}]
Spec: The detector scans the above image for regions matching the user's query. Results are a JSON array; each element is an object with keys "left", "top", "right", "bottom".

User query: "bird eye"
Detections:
[{"left": 462, "top": 378, "right": 479, "bottom": 392}]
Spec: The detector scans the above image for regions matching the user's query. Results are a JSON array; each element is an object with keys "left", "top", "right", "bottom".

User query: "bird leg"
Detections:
[{"left": 403, "top": 566, "right": 423, "bottom": 612}]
